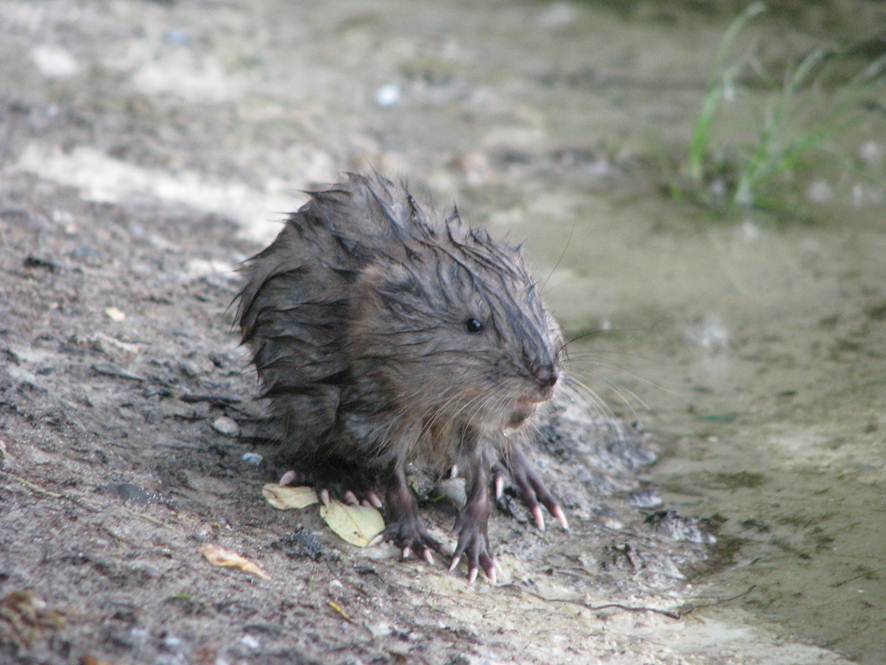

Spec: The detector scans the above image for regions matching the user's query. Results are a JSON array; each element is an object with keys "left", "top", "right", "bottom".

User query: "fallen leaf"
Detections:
[
  {"left": 199, "top": 544, "right": 270, "bottom": 580},
  {"left": 262, "top": 484, "right": 319, "bottom": 510},
  {"left": 320, "top": 500, "right": 384, "bottom": 547}
]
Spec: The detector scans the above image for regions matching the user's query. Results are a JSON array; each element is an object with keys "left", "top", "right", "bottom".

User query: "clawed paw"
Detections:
[
  {"left": 494, "top": 448, "right": 569, "bottom": 532},
  {"left": 277, "top": 469, "right": 383, "bottom": 509},
  {"left": 449, "top": 519, "right": 497, "bottom": 585},
  {"left": 372, "top": 518, "right": 444, "bottom": 566}
]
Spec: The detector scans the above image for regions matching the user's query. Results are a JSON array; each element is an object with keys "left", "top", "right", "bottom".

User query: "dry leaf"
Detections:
[
  {"left": 320, "top": 500, "right": 385, "bottom": 547},
  {"left": 262, "top": 484, "right": 319, "bottom": 510},
  {"left": 199, "top": 544, "right": 270, "bottom": 580}
]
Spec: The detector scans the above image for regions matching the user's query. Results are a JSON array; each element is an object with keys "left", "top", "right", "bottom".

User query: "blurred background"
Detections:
[{"left": 1, "top": 0, "right": 883, "bottom": 662}]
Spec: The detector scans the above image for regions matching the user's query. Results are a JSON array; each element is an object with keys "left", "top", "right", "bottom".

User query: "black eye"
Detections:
[{"left": 465, "top": 318, "right": 483, "bottom": 334}]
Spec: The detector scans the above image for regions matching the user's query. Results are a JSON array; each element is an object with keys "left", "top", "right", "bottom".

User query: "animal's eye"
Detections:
[{"left": 465, "top": 318, "right": 484, "bottom": 334}]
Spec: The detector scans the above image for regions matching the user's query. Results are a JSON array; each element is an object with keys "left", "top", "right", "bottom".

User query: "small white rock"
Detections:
[
  {"left": 858, "top": 141, "right": 882, "bottom": 166},
  {"left": 31, "top": 45, "right": 79, "bottom": 79},
  {"left": 104, "top": 306, "right": 126, "bottom": 322},
  {"left": 240, "top": 452, "right": 262, "bottom": 465},
  {"left": 369, "top": 622, "right": 393, "bottom": 639},
  {"left": 239, "top": 635, "right": 260, "bottom": 650},
  {"left": 806, "top": 180, "right": 833, "bottom": 204},
  {"left": 212, "top": 416, "right": 240, "bottom": 437},
  {"left": 374, "top": 83, "right": 401, "bottom": 108}
]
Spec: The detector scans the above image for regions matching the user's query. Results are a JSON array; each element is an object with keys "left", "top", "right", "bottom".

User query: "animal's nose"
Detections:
[{"left": 535, "top": 365, "right": 559, "bottom": 390}]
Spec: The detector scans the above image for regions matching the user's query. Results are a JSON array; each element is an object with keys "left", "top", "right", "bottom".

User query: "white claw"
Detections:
[
  {"left": 495, "top": 474, "right": 505, "bottom": 500},
  {"left": 366, "top": 491, "right": 383, "bottom": 509},
  {"left": 488, "top": 563, "right": 498, "bottom": 585},
  {"left": 449, "top": 556, "right": 461, "bottom": 573},
  {"left": 319, "top": 488, "right": 331, "bottom": 506},
  {"left": 361, "top": 499, "right": 371, "bottom": 507},
  {"left": 343, "top": 490, "right": 358, "bottom": 505},
  {"left": 553, "top": 505, "right": 570, "bottom": 531},
  {"left": 278, "top": 470, "right": 296, "bottom": 486},
  {"left": 402, "top": 546, "right": 412, "bottom": 560},
  {"left": 450, "top": 465, "right": 459, "bottom": 479},
  {"left": 423, "top": 549, "right": 435, "bottom": 565},
  {"left": 467, "top": 567, "right": 478, "bottom": 585},
  {"left": 368, "top": 533, "right": 385, "bottom": 547},
  {"left": 532, "top": 505, "right": 545, "bottom": 531}
]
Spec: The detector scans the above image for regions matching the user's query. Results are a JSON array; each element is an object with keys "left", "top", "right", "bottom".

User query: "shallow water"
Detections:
[
  {"left": 432, "top": 6, "right": 886, "bottom": 662},
  {"left": 546, "top": 203, "right": 886, "bottom": 663}
]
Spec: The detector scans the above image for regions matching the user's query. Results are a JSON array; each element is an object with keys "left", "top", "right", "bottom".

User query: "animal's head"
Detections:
[{"left": 349, "top": 216, "right": 562, "bottom": 434}]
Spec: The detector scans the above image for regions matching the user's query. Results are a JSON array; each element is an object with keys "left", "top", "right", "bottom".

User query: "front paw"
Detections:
[
  {"left": 376, "top": 516, "right": 444, "bottom": 565},
  {"left": 495, "top": 446, "right": 569, "bottom": 531},
  {"left": 449, "top": 503, "right": 497, "bottom": 584}
]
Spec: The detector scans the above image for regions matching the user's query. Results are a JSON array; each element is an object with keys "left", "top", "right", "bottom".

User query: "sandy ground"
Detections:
[{"left": 1, "top": 1, "right": 879, "bottom": 664}]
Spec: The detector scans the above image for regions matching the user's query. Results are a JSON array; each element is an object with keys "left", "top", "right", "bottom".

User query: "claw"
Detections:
[
  {"left": 343, "top": 490, "right": 358, "bottom": 505},
  {"left": 450, "top": 465, "right": 459, "bottom": 479},
  {"left": 467, "top": 567, "right": 478, "bottom": 585},
  {"left": 553, "top": 505, "right": 570, "bottom": 531},
  {"left": 488, "top": 561, "right": 498, "bottom": 585},
  {"left": 532, "top": 505, "right": 545, "bottom": 531},
  {"left": 423, "top": 549, "right": 435, "bottom": 565},
  {"left": 319, "top": 488, "right": 331, "bottom": 506},
  {"left": 366, "top": 491, "right": 383, "bottom": 509},
  {"left": 369, "top": 533, "right": 385, "bottom": 547},
  {"left": 449, "top": 556, "right": 461, "bottom": 573},
  {"left": 402, "top": 546, "right": 412, "bottom": 560},
  {"left": 495, "top": 474, "right": 504, "bottom": 500},
  {"left": 279, "top": 470, "right": 297, "bottom": 486}
]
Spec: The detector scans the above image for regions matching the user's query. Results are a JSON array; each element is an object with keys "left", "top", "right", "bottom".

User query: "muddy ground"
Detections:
[{"left": 1, "top": 1, "right": 882, "bottom": 664}]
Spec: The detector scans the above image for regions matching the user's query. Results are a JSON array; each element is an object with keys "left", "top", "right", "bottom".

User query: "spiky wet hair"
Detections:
[{"left": 234, "top": 173, "right": 559, "bottom": 463}]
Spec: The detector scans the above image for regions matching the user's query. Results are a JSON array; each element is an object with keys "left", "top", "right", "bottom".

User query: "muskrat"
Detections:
[{"left": 234, "top": 172, "right": 568, "bottom": 582}]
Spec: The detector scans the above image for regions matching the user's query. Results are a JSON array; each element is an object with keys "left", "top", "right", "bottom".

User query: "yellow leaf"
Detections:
[
  {"left": 320, "top": 500, "right": 384, "bottom": 547},
  {"left": 199, "top": 544, "right": 270, "bottom": 580},
  {"left": 262, "top": 484, "right": 319, "bottom": 510}
]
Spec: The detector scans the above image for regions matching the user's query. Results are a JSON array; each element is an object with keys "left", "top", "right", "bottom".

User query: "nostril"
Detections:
[{"left": 535, "top": 366, "right": 559, "bottom": 389}]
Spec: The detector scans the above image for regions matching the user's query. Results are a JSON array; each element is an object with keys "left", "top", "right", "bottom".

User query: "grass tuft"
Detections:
[{"left": 673, "top": 2, "right": 885, "bottom": 218}]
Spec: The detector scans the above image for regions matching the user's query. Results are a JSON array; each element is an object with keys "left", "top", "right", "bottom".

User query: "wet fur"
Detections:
[{"left": 234, "top": 172, "right": 561, "bottom": 478}]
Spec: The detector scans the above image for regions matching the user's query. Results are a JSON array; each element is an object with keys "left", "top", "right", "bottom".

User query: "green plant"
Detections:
[{"left": 678, "top": 2, "right": 885, "bottom": 215}]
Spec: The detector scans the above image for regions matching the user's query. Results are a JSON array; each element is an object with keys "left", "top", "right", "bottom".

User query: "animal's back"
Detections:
[{"left": 233, "top": 174, "right": 424, "bottom": 457}]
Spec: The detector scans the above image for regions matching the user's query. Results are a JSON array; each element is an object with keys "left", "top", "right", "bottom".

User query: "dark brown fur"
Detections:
[{"left": 234, "top": 172, "right": 564, "bottom": 577}]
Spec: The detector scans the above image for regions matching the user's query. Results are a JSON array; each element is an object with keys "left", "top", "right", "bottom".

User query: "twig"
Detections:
[{"left": 501, "top": 583, "right": 758, "bottom": 620}]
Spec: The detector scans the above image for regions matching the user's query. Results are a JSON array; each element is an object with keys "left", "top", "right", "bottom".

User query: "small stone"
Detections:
[
  {"left": 212, "top": 416, "right": 240, "bottom": 437},
  {"left": 369, "top": 622, "right": 393, "bottom": 639},
  {"left": 31, "top": 45, "right": 79, "bottom": 79},
  {"left": 806, "top": 180, "right": 833, "bottom": 204},
  {"left": 375, "top": 83, "right": 401, "bottom": 108},
  {"left": 858, "top": 141, "right": 882, "bottom": 166},
  {"left": 105, "top": 307, "right": 126, "bottom": 322},
  {"left": 239, "top": 635, "right": 260, "bottom": 650},
  {"left": 240, "top": 452, "right": 262, "bottom": 465}
]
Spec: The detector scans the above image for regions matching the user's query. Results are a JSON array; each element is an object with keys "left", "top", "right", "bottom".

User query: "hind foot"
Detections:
[{"left": 277, "top": 465, "right": 383, "bottom": 509}]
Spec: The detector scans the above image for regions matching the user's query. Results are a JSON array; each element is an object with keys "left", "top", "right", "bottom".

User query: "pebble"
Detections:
[
  {"left": 369, "top": 622, "right": 393, "bottom": 639},
  {"left": 806, "top": 180, "right": 833, "bottom": 204},
  {"left": 239, "top": 635, "right": 260, "bottom": 650},
  {"left": 240, "top": 452, "right": 262, "bottom": 465},
  {"left": 375, "top": 83, "right": 402, "bottom": 108},
  {"left": 30, "top": 45, "right": 80, "bottom": 79},
  {"left": 212, "top": 416, "right": 240, "bottom": 437},
  {"left": 104, "top": 306, "right": 126, "bottom": 322}
]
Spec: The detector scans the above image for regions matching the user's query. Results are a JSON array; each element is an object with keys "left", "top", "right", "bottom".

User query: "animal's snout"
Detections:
[{"left": 534, "top": 365, "right": 559, "bottom": 390}]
